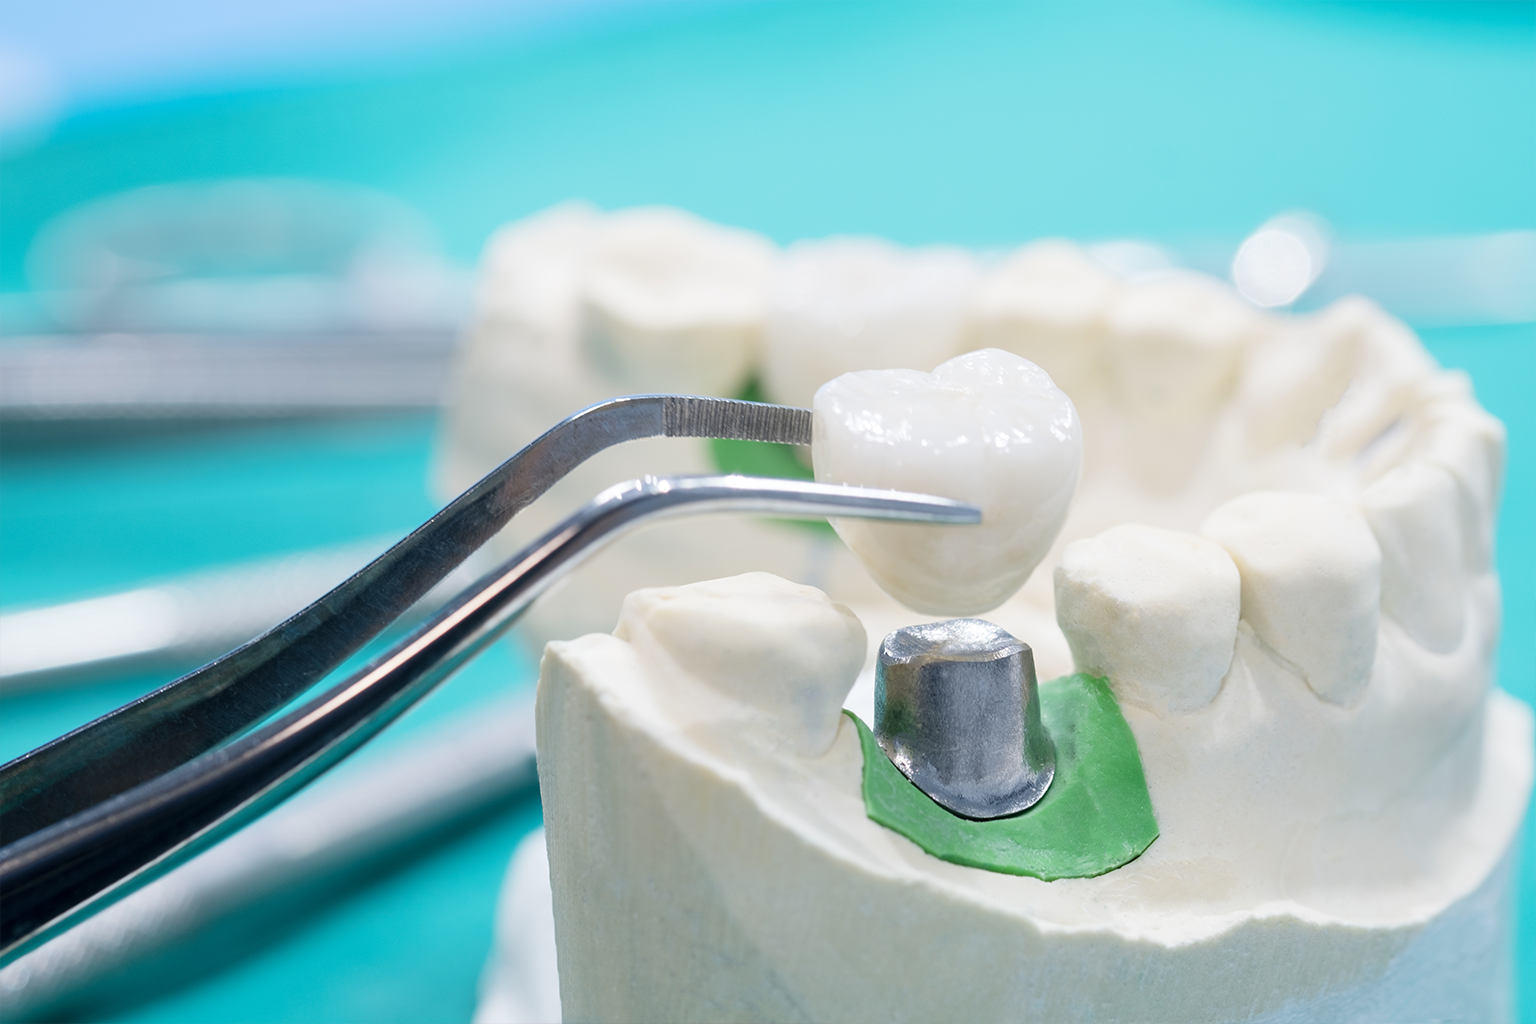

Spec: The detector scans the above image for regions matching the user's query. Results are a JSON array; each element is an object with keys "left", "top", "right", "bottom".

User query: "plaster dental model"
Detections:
[{"left": 470, "top": 213, "right": 1529, "bottom": 1019}]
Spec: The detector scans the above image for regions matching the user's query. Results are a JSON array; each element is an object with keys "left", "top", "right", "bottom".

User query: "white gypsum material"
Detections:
[
  {"left": 512, "top": 231, "right": 1527, "bottom": 1019},
  {"left": 0, "top": 697, "right": 537, "bottom": 1020},
  {"left": 535, "top": 573, "right": 1531, "bottom": 1023},
  {"left": 0, "top": 541, "right": 495, "bottom": 691}
]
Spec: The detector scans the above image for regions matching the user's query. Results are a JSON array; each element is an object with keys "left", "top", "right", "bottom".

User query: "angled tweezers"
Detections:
[{"left": 0, "top": 394, "right": 979, "bottom": 964}]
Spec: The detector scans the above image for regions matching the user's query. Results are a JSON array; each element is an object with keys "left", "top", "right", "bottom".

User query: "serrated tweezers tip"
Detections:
[{"left": 662, "top": 396, "right": 812, "bottom": 446}]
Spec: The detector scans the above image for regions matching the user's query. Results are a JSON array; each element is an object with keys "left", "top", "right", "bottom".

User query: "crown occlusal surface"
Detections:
[{"left": 813, "top": 348, "right": 1082, "bottom": 616}]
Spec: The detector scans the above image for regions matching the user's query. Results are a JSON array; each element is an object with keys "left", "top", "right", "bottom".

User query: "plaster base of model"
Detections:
[{"left": 530, "top": 575, "right": 1531, "bottom": 1024}]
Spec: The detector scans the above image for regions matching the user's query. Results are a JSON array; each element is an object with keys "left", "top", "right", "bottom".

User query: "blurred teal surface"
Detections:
[{"left": 1, "top": 3, "right": 1533, "bottom": 1021}]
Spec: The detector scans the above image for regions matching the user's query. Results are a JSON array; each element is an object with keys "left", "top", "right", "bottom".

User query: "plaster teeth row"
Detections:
[
  {"left": 443, "top": 206, "right": 1504, "bottom": 711},
  {"left": 1052, "top": 409, "right": 1500, "bottom": 715},
  {"left": 804, "top": 243, "right": 1500, "bottom": 715}
]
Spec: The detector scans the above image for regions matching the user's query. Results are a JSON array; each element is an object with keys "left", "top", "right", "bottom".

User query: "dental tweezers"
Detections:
[{"left": 0, "top": 394, "right": 980, "bottom": 964}]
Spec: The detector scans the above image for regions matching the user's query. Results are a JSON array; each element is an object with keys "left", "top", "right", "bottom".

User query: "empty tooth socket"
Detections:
[{"left": 663, "top": 396, "right": 812, "bottom": 446}]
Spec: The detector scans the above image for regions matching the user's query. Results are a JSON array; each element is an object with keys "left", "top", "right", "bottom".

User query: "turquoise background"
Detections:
[{"left": 1, "top": 2, "right": 1532, "bottom": 1021}]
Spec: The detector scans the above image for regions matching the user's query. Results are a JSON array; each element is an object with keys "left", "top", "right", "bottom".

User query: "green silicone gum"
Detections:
[{"left": 851, "top": 673, "right": 1158, "bottom": 880}]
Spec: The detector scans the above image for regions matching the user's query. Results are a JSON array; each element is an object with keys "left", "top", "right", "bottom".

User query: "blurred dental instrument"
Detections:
[
  {"left": 0, "top": 541, "right": 495, "bottom": 692},
  {"left": 0, "top": 695, "right": 538, "bottom": 1022},
  {"left": 1, "top": 177, "right": 470, "bottom": 426},
  {"left": 0, "top": 331, "right": 457, "bottom": 422},
  {"left": 1228, "top": 213, "right": 1536, "bottom": 322}
]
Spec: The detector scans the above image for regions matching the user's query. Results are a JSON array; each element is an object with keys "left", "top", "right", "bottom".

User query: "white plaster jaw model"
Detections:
[
  {"left": 447, "top": 208, "right": 1531, "bottom": 1022},
  {"left": 537, "top": 571, "right": 1529, "bottom": 1022}
]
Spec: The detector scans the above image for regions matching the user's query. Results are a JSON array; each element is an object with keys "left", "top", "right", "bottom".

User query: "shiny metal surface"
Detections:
[
  {"left": 0, "top": 696, "right": 539, "bottom": 1019},
  {"left": 0, "top": 473, "right": 978, "bottom": 963},
  {"left": 875, "top": 619, "right": 1054, "bottom": 820},
  {"left": 0, "top": 540, "right": 499, "bottom": 692},
  {"left": 0, "top": 393, "right": 810, "bottom": 845}
]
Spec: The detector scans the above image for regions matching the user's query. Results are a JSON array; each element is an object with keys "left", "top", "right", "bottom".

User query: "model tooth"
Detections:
[
  {"left": 761, "top": 238, "right": 978, "bottom": 408},
  {"left": 1201, "top": 492, "right": 1382, "bottom": 705},
  {"left": 1312, "top": 297, "right": 1440, "bottom": 461},
  {"left": 1238, "top": 301, "right": 1361, "bottom": 453},
  {"left": 611, "top": 572, "right": 866, "bottom": 756},
  {"left": 813, "top": 348, "right": 1082, "bottom": 616},
  {"left": 437, "top": 203, "right": 603, "bottom": 500},
  {"left": 1104, "top": 272, "right": 1260, "bottom": 420},
  {"left": 475, "top": 201, "right": 600, "bottom": 333},
  {"left": 580, "top": 207, "right": 776, "bottom": 397},
  {"left": 967, "top": 240, "right": 1118, "bottom": 396},
  {"left": 1403, "top": 399, "right": 1505, "bottom": 574},
  {"left": 1359, "top": 462, "right": 1465, "bottom": 653},
  {"left": 1054, "top": 524, "right": 1240, "bottom": 714}
]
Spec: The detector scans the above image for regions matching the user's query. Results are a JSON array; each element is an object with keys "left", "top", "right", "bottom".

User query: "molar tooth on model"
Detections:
[
  {"left": 1311, "top": 297, "right": 1441, "bottom": 462},
  {"left": 1403, "top": 398, "right": 1506, "bottom": 575},
  {"left": 761, "top": 237, "right": 978, "bottom": 408},
  {"left": 1054, "top": 524, "right": 1240, "bottom": 714},
  {"left": 1103, "top": 271, "right": 1260, "bottom": 421},
  {"left": 580, "top": 206, "right": 775, "bottom": 397},
  {"left": 437, "top": 202, "right": 602, "bottom": 495},
  {"left": 1097, "top": 271, "right": 1265, "bottom": 492},
  {"left": 1360, "top": 462, "right": 1467, "bottom": 653},
  {"left": 966, "top": 240, "right": 1118, "bottom": 398},
  {"left": 611, "top": 573, "right": 865, "bottom": 756},
  {"left": 1200, "top": 491, "right": 1382, "bottom": 706},
  {"left": 1237, "top": 303, "right": 1360, "bottom": 454},
  {"left": 812, "top": 348, "right": 1082, "bottom": 616}
]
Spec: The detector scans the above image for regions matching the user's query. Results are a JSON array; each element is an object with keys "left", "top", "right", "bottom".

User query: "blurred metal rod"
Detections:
[
  {"left": 0, "top": 695, "right": 538, "bottom": 1022},
  {"left": 0, "top": 331, "right": 458, "bottom": 421},
  {"left": 0, "top": 542, "right": 494, "bottom": 693}
]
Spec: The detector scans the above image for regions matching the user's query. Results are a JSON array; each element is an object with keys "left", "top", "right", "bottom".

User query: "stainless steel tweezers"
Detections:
[{"left": 0, "top": 394, "right": 978, "bottom": 964}]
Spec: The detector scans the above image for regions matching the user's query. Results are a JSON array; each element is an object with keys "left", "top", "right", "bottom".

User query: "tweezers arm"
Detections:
[
  {"left": 0, "top": 396, "right": 811, "bottom": 843},
  {"left": 0, "top": 475, "right": 975, "bottom": 964}
]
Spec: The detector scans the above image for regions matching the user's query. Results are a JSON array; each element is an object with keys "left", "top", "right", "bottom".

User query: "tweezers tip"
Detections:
[{"left": 663, "top": 396, "right": 812, "bottom": 446}]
